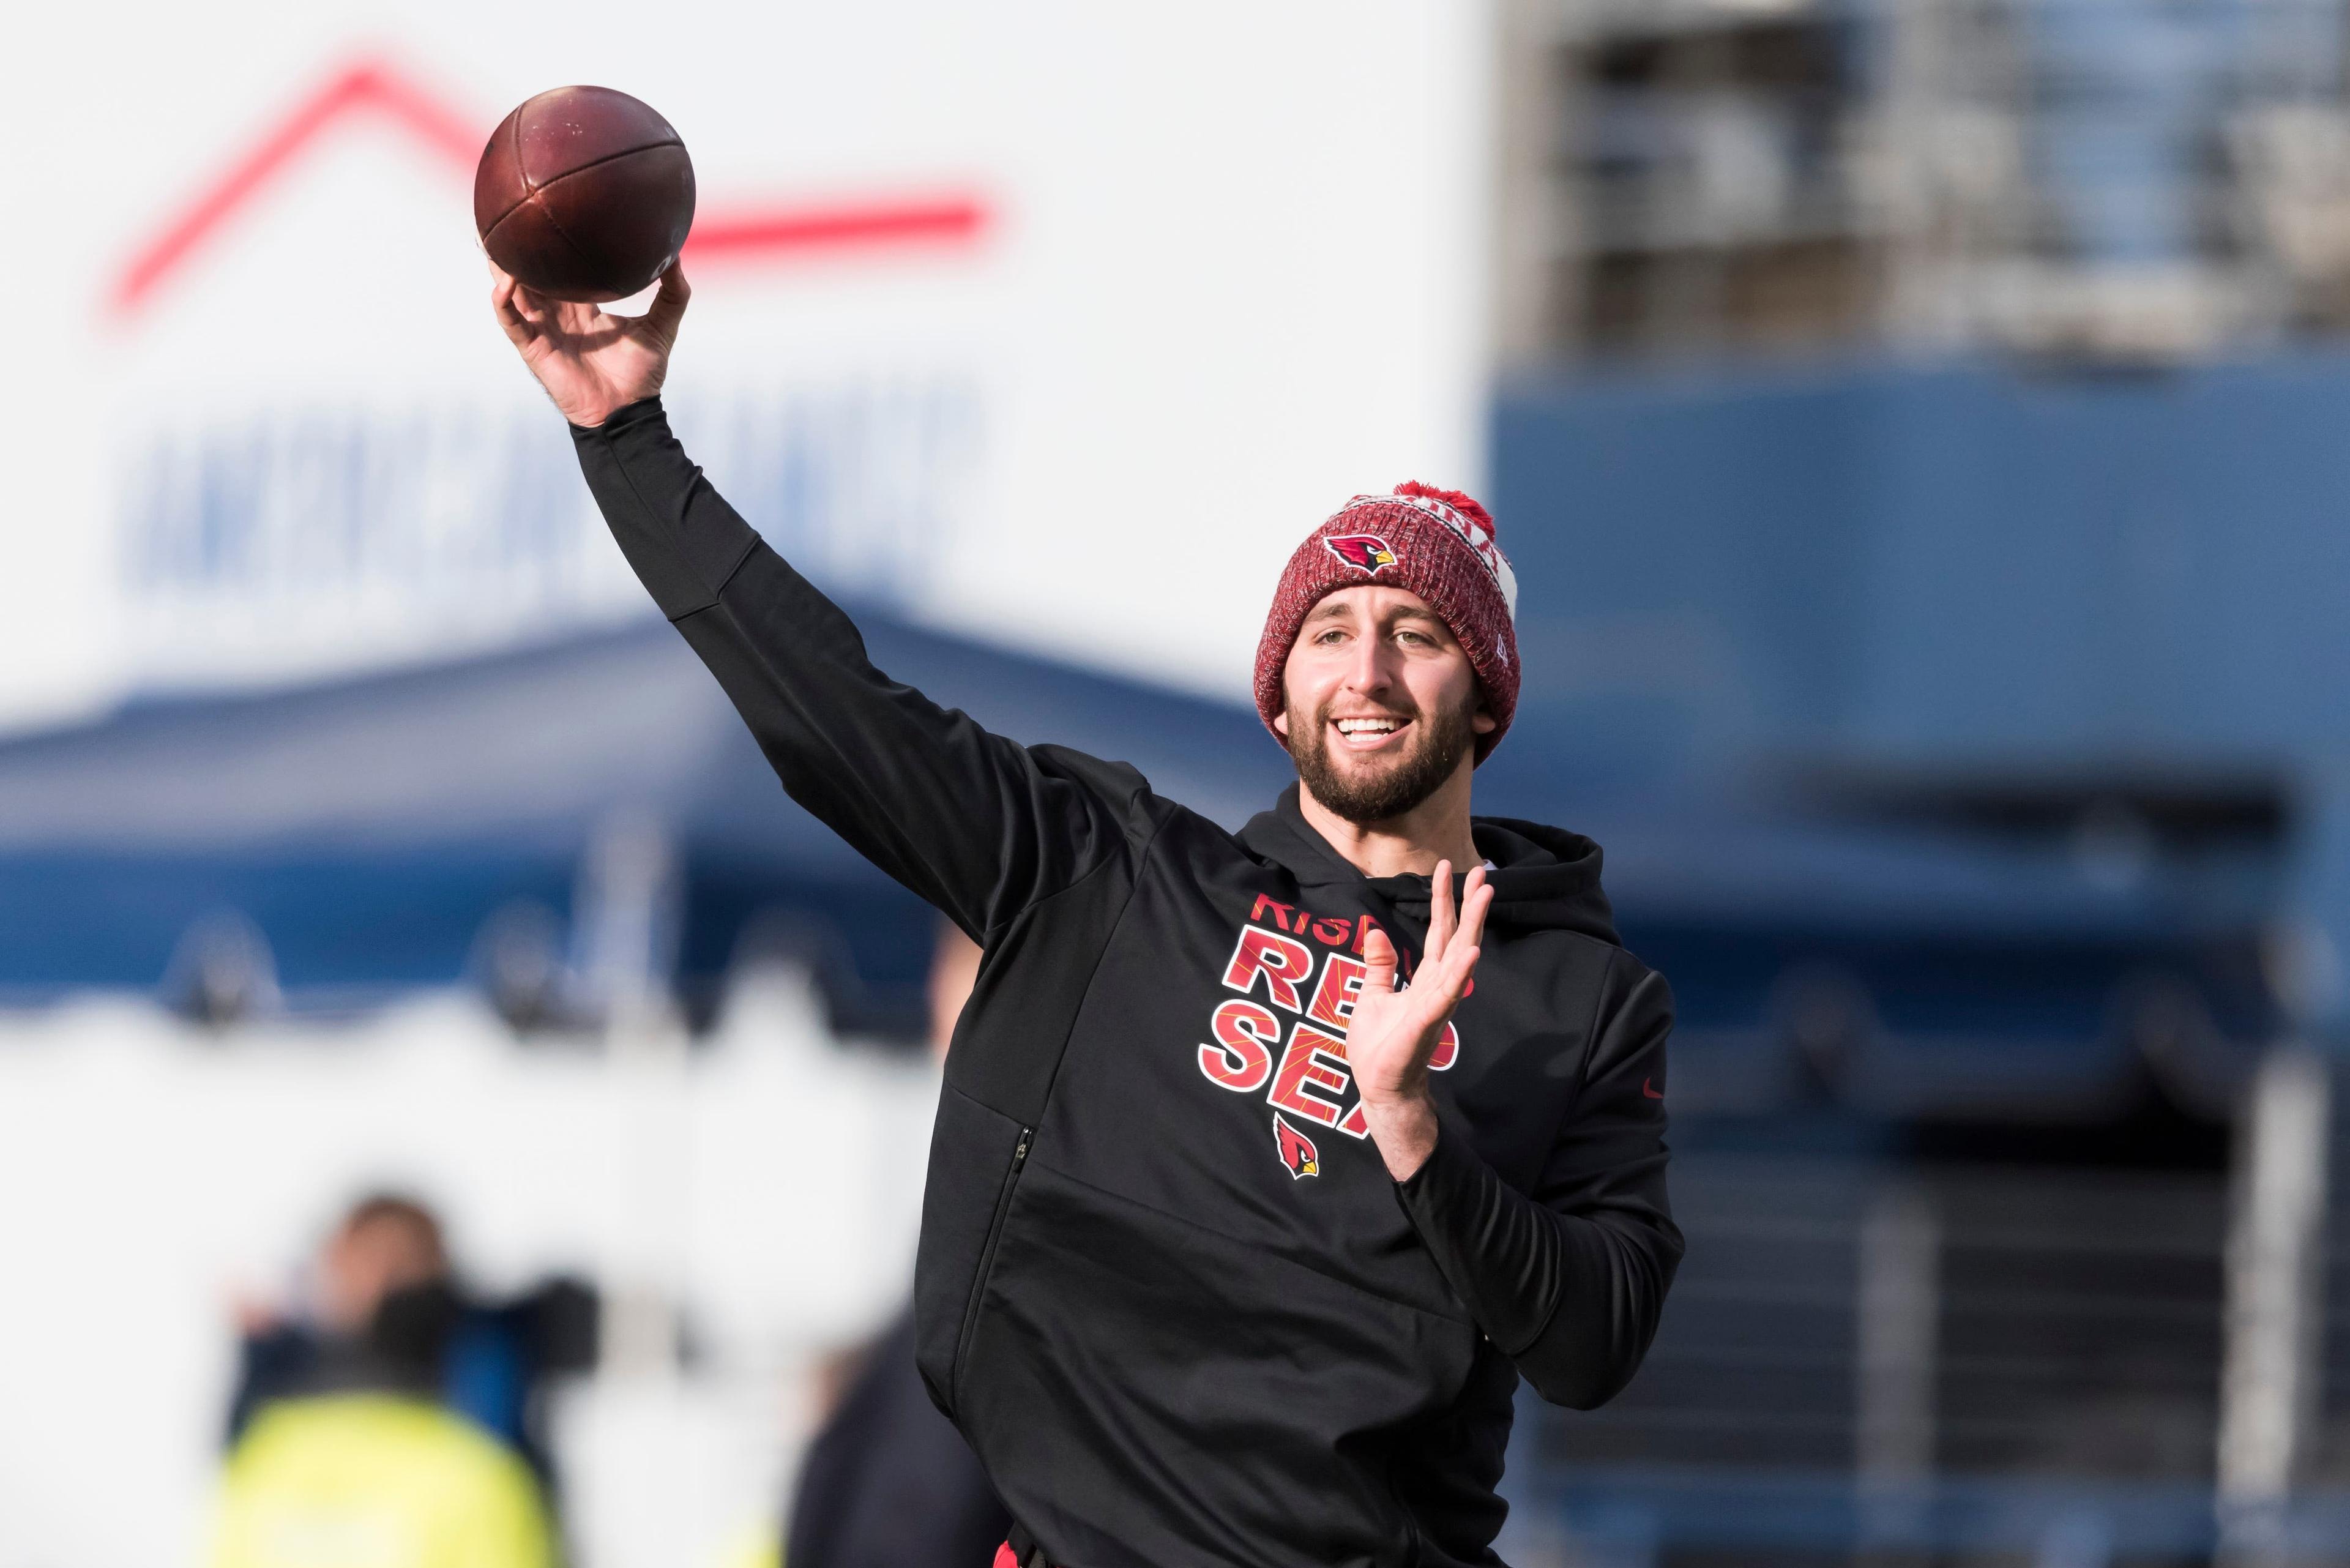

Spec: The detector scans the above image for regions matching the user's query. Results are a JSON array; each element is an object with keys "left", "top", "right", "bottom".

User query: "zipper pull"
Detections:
[{"left": 1013, "top": 1130, "right": 1032, "bottom": 1164}]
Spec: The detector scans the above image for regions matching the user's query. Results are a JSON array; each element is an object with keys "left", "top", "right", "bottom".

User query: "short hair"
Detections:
[{"left": 339, "top": 1192, "right": 446, "bottom": 1266}]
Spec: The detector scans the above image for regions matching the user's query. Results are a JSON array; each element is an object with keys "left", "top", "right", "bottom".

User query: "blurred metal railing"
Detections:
[
  {"left": 1524, "top": 1468, "right": 2350, "bottom": 1568},
  {"left": 1513, "top": 1148, "right": 2289, "bottom": 1564},
  {"left": 1542, "top": 1155, "right": 1871, "bottom": 1471},
  {"left": 1532, "top": 1154, "right": 2228, "bottom": 1480}
]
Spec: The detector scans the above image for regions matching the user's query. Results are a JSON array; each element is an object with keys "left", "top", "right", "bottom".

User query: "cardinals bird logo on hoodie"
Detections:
[{"left": 1274, "top": 1115, "right": 1320, "bottom": 1178}]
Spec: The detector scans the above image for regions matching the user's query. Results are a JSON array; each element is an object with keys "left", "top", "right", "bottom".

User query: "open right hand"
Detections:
[
  {"left": 1347, "top": 861, "right": 1493, "bottom": 1181},
  {"left": 490, "top": 261, "right": 690, "bottom": 428}
]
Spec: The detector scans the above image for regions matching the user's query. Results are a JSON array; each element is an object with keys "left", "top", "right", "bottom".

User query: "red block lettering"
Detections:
[
  {"left": 1310, "top": 916, "right": 1353, "bottom": 947},
  {"left": 1267, "top": 1021, "right": 1351, "bottom": 1128},
  {"left": 1222, "top": 924, "right": 1314, "bottom": 1014},
  {"left": 1307, "top": 954, "right": 1369, "bottom": 1035},
  {"left": 1337, "top": 1099, "right": 1370, "bottom": 1140},
  {"left": 1249, "top": 894, "right": 1296, "bottom": 930},
  {"left": 1198, "top": 999, "right": 1281, "bottom": 1092}
]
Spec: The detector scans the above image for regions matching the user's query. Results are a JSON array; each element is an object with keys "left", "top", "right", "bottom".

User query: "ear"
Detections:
[
  {"left": 1272, "top": 709, "right": 1291, "bottom": 739},
  {"left": 1472, "top": 701, "right": 1497, "bottom": 736}
]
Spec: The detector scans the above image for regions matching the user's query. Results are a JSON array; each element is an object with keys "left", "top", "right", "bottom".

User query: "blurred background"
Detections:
[{"left": 15, "top": 0, "right": 2350, "bottom": 1564}]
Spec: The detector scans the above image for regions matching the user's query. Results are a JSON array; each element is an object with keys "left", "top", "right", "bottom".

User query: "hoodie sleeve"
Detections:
[
  {"left": 1393, "top": 953, "right": 1682, "bottom": 1408},
  {"left": 571, "top": 397, "right": 1140, "bottom": 940}
]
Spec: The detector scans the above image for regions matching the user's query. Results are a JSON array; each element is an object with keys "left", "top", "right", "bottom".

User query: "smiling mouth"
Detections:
[{"left": 1331, "top": 715, "right": 1412, "bottom": 752}]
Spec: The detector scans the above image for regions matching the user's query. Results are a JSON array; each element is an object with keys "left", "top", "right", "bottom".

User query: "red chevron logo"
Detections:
[{"left": 110, "top": 53, "right": 990, "bottom": 318}]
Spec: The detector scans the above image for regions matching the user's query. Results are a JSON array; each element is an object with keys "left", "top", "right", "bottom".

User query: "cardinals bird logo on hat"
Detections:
[{"left": 1324, "top": 534, "right": 1398, "bottom": 575}]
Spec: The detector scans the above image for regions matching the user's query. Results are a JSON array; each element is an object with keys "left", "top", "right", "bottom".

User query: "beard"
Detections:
[{"left": 1284, "top": 692, "right": 1477, "bottom": 826}]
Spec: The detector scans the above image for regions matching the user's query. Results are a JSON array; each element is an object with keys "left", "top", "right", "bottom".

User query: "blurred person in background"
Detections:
[
  {"left": 493, "top": 267, "right": 1677, "bottom": 1568},
  {"left": 783, "top": 921, "right": 1010, "bottom": 1568},
  {"left": 226, "top": 1196, "right": 450, "bottom": 1442},
  {"left": 212, "top": 1194, "right": 594, "bottom": 1568}
]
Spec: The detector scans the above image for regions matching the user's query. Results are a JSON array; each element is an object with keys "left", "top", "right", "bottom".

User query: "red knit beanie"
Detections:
[{"left": 1253, "top": 482, "right": 1521, "bottom": 763}]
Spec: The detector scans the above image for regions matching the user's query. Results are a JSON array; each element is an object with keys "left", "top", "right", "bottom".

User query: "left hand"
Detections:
[{"left": 1349, "top": 861, "right": 1492, "bottom": 1179}]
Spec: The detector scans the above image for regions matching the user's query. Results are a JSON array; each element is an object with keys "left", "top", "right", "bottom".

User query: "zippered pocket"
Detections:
[{"left": 952, "top": 1124, "right": 1032, "bottom": 1398}]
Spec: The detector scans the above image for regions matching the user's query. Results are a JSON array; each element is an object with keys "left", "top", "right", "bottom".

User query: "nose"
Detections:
[{"left": 1344, "top": 632, "right": 1392, "bottom": 696}]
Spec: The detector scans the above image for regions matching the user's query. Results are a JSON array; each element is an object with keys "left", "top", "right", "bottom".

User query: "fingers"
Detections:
[
  {"left": 505, "top": 280, "right": 548, "bottom": 329},
  {"left": 494, "top": 271, "right": 559, "bottom": 327},
  {"left": 642, "top": 261, "right": 692, "bottom": 340},
  {"left": 1360, "top": 924, "right": 1398, "bottom": 999},
  {"left": 561, "top": 292, "right": 613, "bottom": 335},
  {"left": 520, "top": 285, "right": 600, "bottom": 346},
  {"left": 488, "top": 269, "right": 534, "bottom": 348},
  {"left": 1457, "top": 866, "right": 1493, "bottom": 953},
  {"left": 1418, "top": 939, "right": 1482, "bottom": 1022},
  {"left": 1427, "top": 860, "right": 1455, "bottom": 962},
  {"left": 1449, "top": 944, "right": 1482, "bottom": 999},
  {"left": 1420, "top": 868, "right": 1491, "bottom": 1011}
]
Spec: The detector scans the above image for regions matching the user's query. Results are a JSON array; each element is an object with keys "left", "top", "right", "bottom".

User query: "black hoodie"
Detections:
[{"left": 574, "top": 400, "right": 1681, "bottom": 1567}]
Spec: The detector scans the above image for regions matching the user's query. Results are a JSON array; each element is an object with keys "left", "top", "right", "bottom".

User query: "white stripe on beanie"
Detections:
[{"left": 1332, "top": 491, "right": 1519, "bottom": 619}]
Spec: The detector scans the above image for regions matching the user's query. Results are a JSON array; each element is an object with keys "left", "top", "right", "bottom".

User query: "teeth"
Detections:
[{"left": 1336, "top": 719, "right": 1399, "bottom": 735}]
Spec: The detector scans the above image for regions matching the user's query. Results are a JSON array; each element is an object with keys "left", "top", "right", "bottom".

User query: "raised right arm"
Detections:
[
  {"left": 490, "top": 263, "right": 1141, "bottom": 938},
  {"left": 572, "top": 397, "right": 1140, "bottom": 936}
]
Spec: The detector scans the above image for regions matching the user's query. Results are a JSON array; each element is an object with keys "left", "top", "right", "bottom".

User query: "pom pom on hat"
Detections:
[{"left": 1391, "top": 481, "right": 1495, "bottom": 539}]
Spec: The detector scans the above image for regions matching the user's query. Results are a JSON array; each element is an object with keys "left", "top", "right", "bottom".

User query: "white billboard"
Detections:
[{"left": 2, "top": 0, "right": 1491, "bottom": 731}]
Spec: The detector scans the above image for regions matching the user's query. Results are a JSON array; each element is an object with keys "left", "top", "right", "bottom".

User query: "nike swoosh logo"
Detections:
[{"left": 1641, "top": 1077, "right": 1663, "bottom": 1100}]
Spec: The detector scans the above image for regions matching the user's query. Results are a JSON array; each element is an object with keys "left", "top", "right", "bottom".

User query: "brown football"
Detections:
[{"left": 474, "top": 86, "right": 695, "bottom": 302}]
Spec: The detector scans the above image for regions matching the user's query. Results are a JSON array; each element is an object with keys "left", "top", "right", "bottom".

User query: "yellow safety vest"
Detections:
[{"left": 210, "top": 1394, "right": 553, "bottom": 1568}]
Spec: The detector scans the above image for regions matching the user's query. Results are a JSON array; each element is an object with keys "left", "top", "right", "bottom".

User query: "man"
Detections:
[
  {"left": 213, "top": 1196, "right": 556, "bottom": 1568},
  {"left": 490, "top": 264, "right": 1678, "bottom": 1567},
  {"left": 225, "top": 1194, "right": 595, "bottom": 1496},
  {"left": 226, "top": 1194, "right": 453, "bottom": 1447}
]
